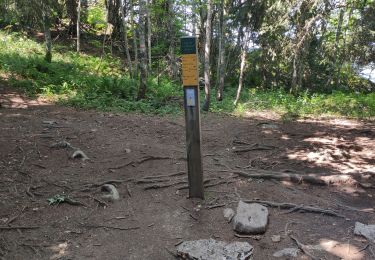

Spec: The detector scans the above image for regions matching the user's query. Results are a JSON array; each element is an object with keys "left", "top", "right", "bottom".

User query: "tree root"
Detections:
[
  {"left": 222, "top": 168, "right": 371, "bottom": 188},
  {"left": 242, "top": 199, "right": 344, "bottom": 218},
  {"left": 289, "top": 234, "right": 320, "bottom": 260},
  {"left": 0, "top": 226, "right": 40, "bottom": 230},
  {"left": 109, "top": 155, "right": 173, "bottom": 170}
]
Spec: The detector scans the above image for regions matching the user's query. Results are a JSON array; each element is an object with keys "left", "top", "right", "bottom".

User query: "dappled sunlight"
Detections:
[
  {"left": 48, "top": 242, "right": 68, "bottom": 260},
  {"left": 319, "top": 239, "right": 364, "bottom": 260},
  {"left": 0, "top": 92, "right": 50, "bottom": 109},
  {"left": 287, "top": 133, "right": 375, "bottom": 175}
]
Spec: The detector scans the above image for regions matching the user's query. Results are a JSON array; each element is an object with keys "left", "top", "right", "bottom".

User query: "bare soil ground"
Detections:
[{"left": 1, "top": 85, "right": 375, "bottom": 260}]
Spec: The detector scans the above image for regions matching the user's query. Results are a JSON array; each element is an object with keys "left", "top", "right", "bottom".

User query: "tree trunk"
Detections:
[
  {"left": 167, "top": 0, "right": 178, "bottom": 80},
  {"left": 234, "top": 43, "right": 247, "bottom": 106},
  {"left": 130, "top": 0, "right": 138, "bottom": 77},
  {"left": 120, "top": 0, "right": 133, "bottom": 77},
  {"left": 76, "top": 0, "right": 81, "bottom": 52},
  {"left": 216, "top": 0, "right": 225, "bottom": 101},
  {"left": 137, "top": 0, "right": 148, "bottom": 100},
  {"left": 146, "top": 0, "right": 151, "bottom": 70},
  {"left": 202, "top": 0, "right": 213, "bottom": 111},
  {"left": 65, "top": 0, "right": 77, "bottom": 36},
  {"left": 42, "top": 3, "right": 52, "bottom": 63}
]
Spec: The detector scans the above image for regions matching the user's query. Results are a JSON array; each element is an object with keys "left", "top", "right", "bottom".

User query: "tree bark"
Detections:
[
  {"left": 120, "top": 0, "right": 133, "bottom": 77},
  {"left": 76, "top": 0, "right": 81, "bottom": 52},
  {"left": 167, "top": 0, "right": 178, "bottom": 80},
  {"left": 130, "top": 0, "right": 138, "bottom": 77},
  {"left": 146, "top": 0, "right": 151, "bottom": 70},
  {"left": 137, "top": 0, "right": 148, "bottom": 100},
  {"left": 234, "top": 40, "right": 247, "bottom": 106},
  {"left": 42, "top": 3, "right": 52, "bottom": 63},
  {"left": 202, "top": 0, "right": 213, "bottom": 111},
  {"left": 216, "top": 0, "right": 225, "bottom": 101}
]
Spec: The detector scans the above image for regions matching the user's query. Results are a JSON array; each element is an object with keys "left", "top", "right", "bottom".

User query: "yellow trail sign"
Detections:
[{"left": 181, "top": 54, "right": 198, "bottom": 86}]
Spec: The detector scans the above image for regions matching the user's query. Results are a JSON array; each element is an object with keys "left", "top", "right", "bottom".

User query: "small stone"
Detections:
[
  {"left": 273, "top": 248, "right": 300, "bottom": 258},
  {"left": 176, "top": 239, "right": 253, "bottom": 260},
  {"left": 232, "top": 201, "right": 269, "bottom": 234},
  {"left": 223, "top": 208, "right": 235, "bottom": 222},
  {"left": 271, "top": 235, "right": 281, "bottom": 243},
  {"left": 101, "top": 184, "right": 120, "bottom": 201},
  {"left": 354, "top": 222, "right": 375, "bottom": 242},
  {"left": 124, "top": 148, "right": 131, "bottom": 153}
]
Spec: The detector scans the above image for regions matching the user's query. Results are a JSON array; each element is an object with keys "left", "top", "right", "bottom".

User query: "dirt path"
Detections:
[{"left": 1, "top": 87, "right": 375, "bottom": 260}]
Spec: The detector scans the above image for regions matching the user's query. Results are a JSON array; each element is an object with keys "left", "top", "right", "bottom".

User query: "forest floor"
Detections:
[{"left": 1, "top": 85, "right": 375, "bottom": 260}]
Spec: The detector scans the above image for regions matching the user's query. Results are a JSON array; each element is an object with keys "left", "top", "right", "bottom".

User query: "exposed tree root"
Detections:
[
  {"left": 109, "top": 155, "right": 173, "bottom": 170},
  {"left": 81, "top": 224, "right": 140, "bottom": 231},
  {"left": 0, "top": 226, "right": 40, "bottom": 230},
  {"left": 221, "top": 167, "right": 372, "bottom": 188},
  {"left": 242, "top": 199, "right": 344, "bottom": 218},
  {"left": 289, "top": 234, "right": 320, "bottom": 260}
]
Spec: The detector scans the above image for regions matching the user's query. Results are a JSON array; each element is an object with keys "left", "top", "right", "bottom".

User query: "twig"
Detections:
[
  {"left": 81, "top": 224, "right": 140, "bottom": 231},
  {"left": 109, "top": 156, "right": 173, "bottom": 170},
  {"left": 126, "top": 183, "right": 132, "bottom": 197},
  {"left": 144, "top": 181, "right": 187, "bottom": 190},
  {"left": 243, "top": 199, "right": 344, "bottom": 218},
  {"left": 189, "top": 213, "right": 198, "bottom": 221},
  {"left": 0, "top": 226, "right": 40, "bottom": 230},
  {"left": 206, "top": 203, "right": 226, "bottom": 210},
  {"left": 355, "top": 244, "right": 369, "bottom": 254},
  {"left": 6, "top": 206, "right": 27, "bottom": 225},
  {"left": 234, "top": 233, "right": 259, "bottom": 239},
  {"left": 141, "top": 171, "right": 185, "bottom": 179},
  {"left": 289, "top": 235, "right": 319, "bottom": 260}
]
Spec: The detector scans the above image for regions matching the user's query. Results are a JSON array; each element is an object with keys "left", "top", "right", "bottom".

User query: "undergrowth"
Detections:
[{"left": 0, "top": 31, "right": 374, "bottom": 119}]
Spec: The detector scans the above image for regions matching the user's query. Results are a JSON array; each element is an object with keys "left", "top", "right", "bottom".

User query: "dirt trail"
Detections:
[{"left": 1, "top": 87, "right": 375, "bottom": 259}]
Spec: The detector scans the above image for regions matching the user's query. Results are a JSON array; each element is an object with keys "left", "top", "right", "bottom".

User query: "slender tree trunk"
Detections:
[
  {"left": 76, "top": 0, "right": 81, "bottom": 52},
  {"left": 216, "top": 0, "right": 225, "bottom": 101},
  {"left": 234, "top": 42, "right": 247, "bottom": 106},
  {"left": 137, "top": 0, "right": 148, "bottom": 100},
  {"left": 42, "top": 3, "right": 52, "bottom": 62},
  {"left": 120, "top": 0, "right": 133, "bottom": 77},
  {"left": 202, "top": 0, "right": 213, "bottom": 111},
  {"left": 146, "top": 0, "right": 151, "bottom": 70},
  {"left": 130, "top": 0, "right": 138, "bottom": 77},
  {"left": 167, "top": 0, "right": 178, "bottom": 80}
]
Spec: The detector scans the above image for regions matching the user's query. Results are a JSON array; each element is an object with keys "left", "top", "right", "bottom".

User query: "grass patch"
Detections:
[{"left": 0, "top": 31, "right": 373, "bottom": 119}]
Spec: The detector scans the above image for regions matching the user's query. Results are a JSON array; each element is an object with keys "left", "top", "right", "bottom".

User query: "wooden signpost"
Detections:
[{"left": 181, "top": 36, "right": 204, "bottom": 199}]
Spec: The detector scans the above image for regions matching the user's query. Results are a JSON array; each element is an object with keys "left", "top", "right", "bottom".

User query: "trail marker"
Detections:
[{"left": 181, "top": 36, "right": 204, "bottom": 199}]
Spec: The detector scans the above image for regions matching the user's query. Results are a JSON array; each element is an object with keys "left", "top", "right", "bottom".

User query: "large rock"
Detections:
[
  {"left": 354, "top": 222, "right": 375, "bottom": 242},
  {"left": 176, "top": 239, "right": 253, "bottom": 260},
  {"left": 273, "top": 248, "right": 300, "bottom": 258},
  {"left": 233, "top": 201, "right": 269, "bottom": 234}
]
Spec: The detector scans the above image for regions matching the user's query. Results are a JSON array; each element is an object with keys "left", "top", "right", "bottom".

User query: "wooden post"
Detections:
[{"left": 181, "top": 37, "right": 204, "bottom": 199}]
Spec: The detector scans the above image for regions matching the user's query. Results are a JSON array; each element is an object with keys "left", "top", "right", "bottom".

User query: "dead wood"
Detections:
[
  {"left": 242, "top": 199, "right": 344, "bottom": 218},
  {"left": 81, "top": 224, "right": 140, "bottom": 231},
  {"left": 206, "top": 203, "right": 226, "bottom": 210},
  {"left": 289, "top": 234, "right": 320, "bottom": 260},
  {"left": 126, "top": 184, "right": 132, "bottom": 197},
  {"left": 144, "top": 180, "right": 187, "bottom": 190},
  {"left": 0, "top": 226, "right": 40, "bottom": 230},
  {"left": 141, "top": 171, "right": 185, "bottom": 179},
  {"left": 109, "top": 155, "right": 173, "bottom": 170},
  {"left": 233, "top": 144, "right": 275, "bottom": 153}
]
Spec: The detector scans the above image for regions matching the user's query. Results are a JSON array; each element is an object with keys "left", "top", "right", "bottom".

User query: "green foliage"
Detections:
[
  {"left": 47, "top": 194, "right": 66, "bottom": 205},
  {"left": 0, "top": 31, "right": 373, "bottom": 119},
  {"left": 86, "top": 2, "right": 106, "bottom": 31}
]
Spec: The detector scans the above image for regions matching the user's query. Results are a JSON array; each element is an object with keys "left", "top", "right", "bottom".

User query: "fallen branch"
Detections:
[
  {"left": 0, "top": 226, "right": 40, "bottom": 230},
  {"left": 242, "top": 199, "right": 344, "bottom": 218},
  {"left": 81, "top": 224, "right": 140, "bottom": 231},
  {"left": 289, "top": 234, "right": 319, "bottom": 260},
  {"left": 206, "top": 203, "right": 226, "bottom": 210},
  {"left": 109, "top": 156, "right": 173, "bottom": 170}
]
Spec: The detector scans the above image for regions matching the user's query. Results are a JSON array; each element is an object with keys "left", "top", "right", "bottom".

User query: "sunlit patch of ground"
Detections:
[{"left": 0, "top": 92, "right": 50, "bottom": 109}]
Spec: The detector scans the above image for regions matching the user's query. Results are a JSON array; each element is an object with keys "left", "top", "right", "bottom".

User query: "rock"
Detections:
[
  {"left": 101, "top": 184, "right": 120, "bottom": 201},
  {"left": 232, "top": 201, "right": 268, "bottom": 234},
  {"left": 176, "top": 239, "right": 253, "bottom": 260},
  {"left": 354, "top": 222, "right": 375, "bottom": 242},
  {"left": 223, "top": 208, "right": 235, "bottom": 222},
  {"left": 273, "top": 248, "right": 300, "bottom": 258},
  {"left": 71, "top": 150, "right": 89, "bottom": 161},
  {"left": 271, "top": 235, "right": 281, "bottom": 243}
]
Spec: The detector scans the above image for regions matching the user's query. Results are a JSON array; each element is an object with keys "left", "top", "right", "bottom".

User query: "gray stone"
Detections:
[
  {"left": 223, "top": 208, "right": 235, "bottom": 222},
  {"left": 176, "top": 239, "right": 253, "bottom": 260},
  {"left": 271, "top": 235, "right": 281, "bottom": 243},
  {"left": 354, "top": 222, "right": 375, "bottom": 242},
  {"left": 232, "top": 201, "right": 268, "bottom": 234},
  {"left": 101, "top": 184, "right": 120, "bottom": 201},
  {"left": 273, "top": 248, "right": 300, "bottom": 258}
]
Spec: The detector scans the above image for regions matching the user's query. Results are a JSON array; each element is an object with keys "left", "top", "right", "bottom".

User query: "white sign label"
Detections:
[{"left": 186, "top": 89, "right": 196, "bottom": 107}]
